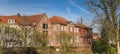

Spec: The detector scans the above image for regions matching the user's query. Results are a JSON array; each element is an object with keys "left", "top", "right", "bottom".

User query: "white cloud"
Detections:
[
  {"left": 67, "top": 0, "right": 91, "bottom": 15},
  {"left": 67, "top": 0, "right": 96, "bottom": 25}
]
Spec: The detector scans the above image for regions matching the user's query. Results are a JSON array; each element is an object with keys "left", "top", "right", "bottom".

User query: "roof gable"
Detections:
[
  {"left": 0, "top": 15, "right": 21, "bottom": 24},
  {"left": 67, "top": 21, "right": 74, "bottom": 25},
  {"left": 23, "top": 14, "right": 45, "bottom": 25},
  {"left": 75, "top": 23, "right": 89, "bottom": 29},
  {"left": 49, "top": 16, "right": 68, "bottom": 25},
  {"left": 0, "top": 13, "right": 45, "bottom": 26}
]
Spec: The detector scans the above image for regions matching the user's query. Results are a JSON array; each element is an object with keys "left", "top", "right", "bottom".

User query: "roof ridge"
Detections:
[
  {"left": 0, "top": 13, "right": 46, "bottom": 26},
  {"left": 52, "top": 16, "right": 68, "bottom": 21},
  {"left": 24, "top": 13, "right": 45, "bottom": 16},
  {"left": 33, "top": 13, "right": 45, "bottom": 26}
]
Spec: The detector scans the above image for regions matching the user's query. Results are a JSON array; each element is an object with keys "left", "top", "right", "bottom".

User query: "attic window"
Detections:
[{"left": 8, "top": 19, "right": 15, "bottom": 24}]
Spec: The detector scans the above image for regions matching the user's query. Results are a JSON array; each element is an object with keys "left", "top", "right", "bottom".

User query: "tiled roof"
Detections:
[
  {"left": 22, "top": 14, "right": 45, "bottom": 25},
  {"left": 0, "top": 13, "right": 45, "bottom": 26},
  {"left": 75, "top": 23, "right": 89, "bottom": 29},
  {"left": 49, "top": 16, "right": 91, "bottom": 29},
  {"left": 0, "top": 15, "right": 20, "bottom": 24},
  {"left": 49, "top": 16, "right": 68, "bottom": 25}
]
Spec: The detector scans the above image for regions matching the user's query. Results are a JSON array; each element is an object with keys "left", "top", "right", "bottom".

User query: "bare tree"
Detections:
[
  {"left": 76, "top": 17, "right": 84, "bottom": 24},
  {"left": 0, "top": 24, "right": 23, "bottom": 48},
  {"left": 0, "top": 24, "right": 24, "bottom": 54},
  {"left": 86, "top": 0, "right": 120, "bottom": 54},
  {"left": 17, "top": 14, "right": 50, "bottom": 54},
  {"left": 56, "top": 31, "right": 75, "bottom": 54}
]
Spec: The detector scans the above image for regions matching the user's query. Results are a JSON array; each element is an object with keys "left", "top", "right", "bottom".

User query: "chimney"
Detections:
[{"left": 17, "top": 13, "right": 21, "bottom": 17}]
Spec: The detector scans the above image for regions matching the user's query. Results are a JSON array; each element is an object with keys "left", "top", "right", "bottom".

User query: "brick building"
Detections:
[{"left": 0, "top": 13, "right": 92, "bottom": 48}]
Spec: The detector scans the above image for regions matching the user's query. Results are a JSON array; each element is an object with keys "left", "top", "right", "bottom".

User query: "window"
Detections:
[
  {"left": 70, "top": 27, "right": 72, "bottom": 32},
  {"left": 61, "top": 26, "right": 63, "bottom": 31},
  {"left": 54, "top": 35, "right": 58, "bottom": 42},
  {"left": 43, "top": 30, "right": 48, "bottom": 36},
  {"left": 76, "top": 36, "right": 79, "bottom": 43},
  {"left": 64, "top": 26, "right": 67, "bottom": 31},
  {"left": 80, "top": 43, "right": 83, "bottom": 46},
  {"left": 54, "top": 25, "right": 58, "bottom": 31},
  {"left": 79, "top": 36, "right": 83, "bottom": 42},
  {"left": 76, "top": 28, "right": 79, "bottom": 32},
  {"left": 43, "top": 23, "right": 48, "bottom": 29},
  {"left": 74, "top": 27, "right": 76, "bottom": 32},
  {"left": 70, "top": 38, "right": 73, "bottom": 44},
  {"left": 48, "top": 41, "right": 52, "bottom": 46},
  {"left": 75, "top": 36, "right": 79, "bottom": 43},
  {"left": 74, "top": 27, "right": 79, "bottom": 32},
  {"left": 8, "top": 19, "right": 15, "bottom": 24}
]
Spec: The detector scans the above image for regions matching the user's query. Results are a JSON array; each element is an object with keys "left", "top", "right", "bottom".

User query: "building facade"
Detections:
[{"left": 0, "top": 13, "right": 92, "bottom": 48}]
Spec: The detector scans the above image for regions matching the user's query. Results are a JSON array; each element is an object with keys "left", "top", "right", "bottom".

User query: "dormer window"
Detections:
[{"left": 8, "top": 19, "right": 15, "bottom": 24}]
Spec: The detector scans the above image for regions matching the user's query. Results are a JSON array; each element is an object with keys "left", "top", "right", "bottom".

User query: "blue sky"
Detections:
[
  {"left": 0, "top": 0, "right": 95, "bottom": 26},
  {"left": 0, "top": 0, "right": 99, "bottom": 32}
]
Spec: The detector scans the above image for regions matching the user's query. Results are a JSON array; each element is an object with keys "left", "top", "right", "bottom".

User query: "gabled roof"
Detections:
[
  {"left": 0, "top": 13, "right": 45, "bottom": 26},
  {"left": 75, "top": 23, "right": 90, "bottom": 29},
  {"left": 0, "top": 15, "right": 21, "bottom": 24},
  {"left": 67, "top": 21, "right": 74, "bottom": 25},
  {"left": 49, "top": 16, "right": 68, "bottom": 25},
  {"left": 49, "top": 16, "right": 91, "bottom": 29},
  {"left": 22, "top": 14, "right": 45, "bottom": 25}
]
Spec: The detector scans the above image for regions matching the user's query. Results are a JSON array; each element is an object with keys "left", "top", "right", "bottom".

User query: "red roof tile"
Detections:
[
  {"left": 0, "top": 13, "right": 45, "bottom": 26},
  {"left": 49, "top": 16, "right": 68, "bottom": 25},
  {"left": 0, "top": 15, "right": 20, "bottom": 23},
  {"left": 22, "top": 14, "right": 45, "bottom": 25},
  {"left": 75, "top": 23, "right": 89, "bottom": 29}
]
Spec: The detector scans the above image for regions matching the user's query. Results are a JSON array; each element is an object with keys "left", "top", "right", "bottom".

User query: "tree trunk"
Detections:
[{"left": 117, "top": 29, "right": 120, "bottom": 54}]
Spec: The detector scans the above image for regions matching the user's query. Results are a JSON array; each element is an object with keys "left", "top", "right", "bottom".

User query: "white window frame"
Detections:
[
  {"left": 54, "top": 25, "right": 58, "bottom": 31},
  {"left": 70, "top": 27, "right": 72, "bottom": 32},
  {"left": 79, "top": 36, "right": 83, "bottom": 42},
  {"left": 8, "top": 19, "right": 15, "bottom": 24},
  {"left": 74, "top": 27, "right": 76, "bottom": 32},
  {"left": 64, "top": 26, "right": 67, "bottom": 31},
  {"left": 61, "top": 26, "right": 63, "bottom": 31},
  {"left": 75, "top": 36, "right": 79, "bottom": 43},
  {"left": 73, "top": 28, "right": 79, "bottom": 32},
  {"left": 76, "top": 36, "right": 79, "bottom": 43},
  {"left": 76, "top": 28, "right": 79, "bottom": 32},
  {"left": 70, "top": 38, "right": 73, "bottom": 44}
]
